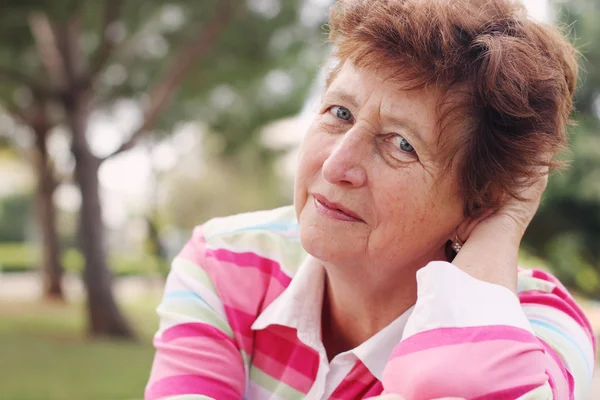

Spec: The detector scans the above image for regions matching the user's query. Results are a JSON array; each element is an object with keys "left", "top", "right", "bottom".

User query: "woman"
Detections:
[{"left": 145, "top": 0, "right": 596, "bottom": 399}]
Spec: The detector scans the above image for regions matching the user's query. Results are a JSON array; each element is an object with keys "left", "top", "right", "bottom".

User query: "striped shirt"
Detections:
[{"left": 145, "top": 206, "right": 596, "bottom": 400}]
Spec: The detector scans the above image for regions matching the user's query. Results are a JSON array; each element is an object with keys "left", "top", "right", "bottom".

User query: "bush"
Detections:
[
  {"left": 0, "top": 242, "right": 167, "bottom": 276},
  {"left": 0, "top": 242, "right": 38, "bottom": 272}
]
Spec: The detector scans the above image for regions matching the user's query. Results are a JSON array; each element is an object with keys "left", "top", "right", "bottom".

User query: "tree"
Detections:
[
  {"left": 0, "top": 93, "right": 65, "bottom": 301},
  {"left": 0, "top": 0, "right": 327, "bottom": 337},
  {"left": 523, "top": 0, "right": 600, "bottom": 297}
]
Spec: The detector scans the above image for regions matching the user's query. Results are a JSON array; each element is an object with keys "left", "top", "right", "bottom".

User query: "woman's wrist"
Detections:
[{"left": 452, "top": 214, "right": 522, "bottom": 294}]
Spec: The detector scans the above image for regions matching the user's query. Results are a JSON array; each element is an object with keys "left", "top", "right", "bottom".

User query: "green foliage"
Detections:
[
  {"left": 523, "top": 0, "right": 600, "bottom": 297},
  {"left": 0, "top": 0, "right": 327, "bottom": 278},
  {"left": 162, "top": 136, "right": 292, "bottom": 230},
  {"left": 0, "top": 0, "right": 328, "bottom": 146},
  {"left": 0, "top": 193, "right": 34, "bottom": 242}
]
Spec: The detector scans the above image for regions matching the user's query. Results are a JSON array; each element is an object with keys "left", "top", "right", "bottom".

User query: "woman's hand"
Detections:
[
  {"left": 485, "top": 171, "right": 549, "bottom": 237},
  {"left": 453, "top": 170, "right": 549, "bottom": 293}
]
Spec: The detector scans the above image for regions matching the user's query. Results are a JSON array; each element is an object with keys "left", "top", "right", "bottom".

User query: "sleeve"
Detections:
[
  {"left": 145, "top": 229, "right": 246, "bottom": 400},
  {"left": 381, "top": 261, "right": 596, "bottom": 400}
]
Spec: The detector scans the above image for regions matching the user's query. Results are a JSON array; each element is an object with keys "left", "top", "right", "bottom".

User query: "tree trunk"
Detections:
[
  {"left": 67, "top": 98, "right": 135, "bottom": 339},
  {"left": 34, "top": 128, "right": 64, "bottom": 301}
]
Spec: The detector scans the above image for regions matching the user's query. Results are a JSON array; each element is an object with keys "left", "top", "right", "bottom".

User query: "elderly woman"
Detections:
[{"left": 145, "top": 0, "right": 596, "bottom": 399}]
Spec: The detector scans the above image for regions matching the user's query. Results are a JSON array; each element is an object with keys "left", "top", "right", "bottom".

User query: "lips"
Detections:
[{"left": 312, "top": 193, "right": 364, "bottom": 222}]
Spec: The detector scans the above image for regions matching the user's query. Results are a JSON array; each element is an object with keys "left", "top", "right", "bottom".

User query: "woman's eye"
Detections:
[
  {"left": 330, "top": 106, "right": 353, "bottom": 121},
  {"left": 391, "top": 135, "right": 415, "bottom": 153}
]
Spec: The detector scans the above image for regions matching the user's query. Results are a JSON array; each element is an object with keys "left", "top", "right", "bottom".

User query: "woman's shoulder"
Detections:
[
  {"left": 200, "top": 205, "right": 299, "bottom": 240},
  {"left": 183, "top": 206, "right": 307, "bottom": 278}
]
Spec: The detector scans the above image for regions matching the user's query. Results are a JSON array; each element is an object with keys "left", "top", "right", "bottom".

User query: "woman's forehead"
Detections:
[{"left": 326, "top": 62, "right": 442, "bottom": 111}]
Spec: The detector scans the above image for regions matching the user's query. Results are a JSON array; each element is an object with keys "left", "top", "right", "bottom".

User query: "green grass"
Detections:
[{"left": 0, "top": 297, "right": 161, "bottom": 400}]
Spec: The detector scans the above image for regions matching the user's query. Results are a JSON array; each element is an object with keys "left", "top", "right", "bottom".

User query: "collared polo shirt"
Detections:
[
  {"left": 252, "top": 255, "right": 415, "bottom": 399},
  {"left": 145, "top": 206, "right": 596, "bottom": 400}
]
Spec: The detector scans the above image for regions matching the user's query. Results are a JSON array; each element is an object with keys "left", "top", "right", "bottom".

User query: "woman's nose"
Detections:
[{"left": 322, "top": 131, "right": 368, "bottom": 188}]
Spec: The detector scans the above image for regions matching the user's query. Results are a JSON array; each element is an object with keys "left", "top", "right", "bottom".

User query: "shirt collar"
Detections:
[{"left": 251, "top": 255, "right": 414, "bottom": 380}]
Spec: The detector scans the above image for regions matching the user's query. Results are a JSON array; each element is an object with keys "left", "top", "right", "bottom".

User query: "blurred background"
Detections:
[{"left": 0, "top": 0, "right": 598, "bottom": 399}]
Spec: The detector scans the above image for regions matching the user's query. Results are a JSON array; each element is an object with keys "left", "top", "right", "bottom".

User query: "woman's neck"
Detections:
[{"left": 320, "top": 261, "right": 419, "bottom": 361}]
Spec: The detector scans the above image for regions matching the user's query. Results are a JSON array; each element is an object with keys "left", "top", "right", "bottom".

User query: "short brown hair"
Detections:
[{"left": 328, "top": 0, "right": 578, "bottom": 215}]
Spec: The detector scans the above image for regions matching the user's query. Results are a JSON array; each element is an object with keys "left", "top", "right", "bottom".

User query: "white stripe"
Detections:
[
  {"left": 522, "top": 304, "right": 595, "bottom": 370},
  {"left": 169, "top": 257, "right": 228, "bottom": 320},
  {"left": 514, "top": 382, "right": 553, "bottom": 399},
  {"left": 518, "top": 274, "right": 557, "bottom": 293},
  {"left": 529, "top": 322, "right": 592, "bottom": 400},
  {"left": 201, "top": 206, "right": 297, "bottom": 238}
]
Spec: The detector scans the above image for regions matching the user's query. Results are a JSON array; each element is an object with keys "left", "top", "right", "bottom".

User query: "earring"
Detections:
[{"left": 452, "top": 235, "right": 464, "bottom": 253}]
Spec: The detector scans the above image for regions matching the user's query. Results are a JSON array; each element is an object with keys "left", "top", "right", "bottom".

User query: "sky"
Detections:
[
  {"left": 66, "top": 0, "right": 550, "bottom": 228},
  {"left": 523, "top": 0, "right": 549, "bottom": 21}
]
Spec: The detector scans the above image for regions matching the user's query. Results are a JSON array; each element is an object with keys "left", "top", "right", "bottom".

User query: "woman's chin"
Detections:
[{"left": 299, "top": 221, "right": 364, "bottom": 266}]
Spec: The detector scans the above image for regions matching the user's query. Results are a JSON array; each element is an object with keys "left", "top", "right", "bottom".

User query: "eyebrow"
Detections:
[{"left": 323, "top": 89, "right": 360, "bottom": 111}]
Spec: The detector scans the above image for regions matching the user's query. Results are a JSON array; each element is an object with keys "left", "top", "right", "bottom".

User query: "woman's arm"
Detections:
[
  {"left": 382, "top": 261, "right": 595, "bottom": 399},
  {"left": 382, "top": 176, "right": 596, "bottom": 399},
  {"left": 145, "top": 228, "right": 246, "bottom": 400}
]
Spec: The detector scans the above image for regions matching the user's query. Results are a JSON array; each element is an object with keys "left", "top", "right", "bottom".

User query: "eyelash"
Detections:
[{"left": 326, "top": 105, "right": 418, "bottom": 159}]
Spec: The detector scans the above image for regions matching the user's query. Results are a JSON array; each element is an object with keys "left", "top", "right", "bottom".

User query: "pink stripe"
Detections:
[
  {"left": 262, "top": 275, "right": 289, "bottom": 311},
  {"left": 146, "top": 374, "right": 240, "bottom": 400},
  {"left": 176, "top": 227, "right": 293, "bottom": 356},
  {"left": 178, "top": 228, "right": 208, "bottom": 266},
  {"left": 161, "top": 322, "right": 231, "bottom": 343},
  {"left": 253, "top": 326, "right": 319, "bottom": 380},
  {"left": 251, "top": 348, "right": 315, "bottom": 393},
  {"left": 223, "top": 305, "right": 256, "bottom": 354},
  {"left": 470, "top": 383, "right": 543, "bottom": 400},
  {"left": 529, "top": 270, "right": 596, "bottom": 350},
  {"left": 205, "top": 248, "right": 292, "bottom": 287},
  {"left": 179, "top": 228, "right": 292, "bottom": 289},
  {"left": 390, "top": 325, "right": 538, "bottom": 359},
  {"left": 149, "top": 335, "right": 245, "bottom": 389},
  {"left": 382, "top": 339, "right": 547, "bottom": 400},
  {"left": 330, "top": 361, "right": 383, "bottom": 399},
  {"left": 210, "top": 260, "right": 288, "bottom": 316},
  {"left": 330, "top": 381, "right": 383, "bottom": 400},
  {"left": 540, "top": 338, "right": 574, "bottom": 399},
  {"left": 520, "top": 291, "right": 590, "bottom": 331}
]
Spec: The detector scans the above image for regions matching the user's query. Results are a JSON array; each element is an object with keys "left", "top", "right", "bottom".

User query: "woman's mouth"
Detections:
[{"left": 312, "top": 194, "right": 364, "bottom": 222}]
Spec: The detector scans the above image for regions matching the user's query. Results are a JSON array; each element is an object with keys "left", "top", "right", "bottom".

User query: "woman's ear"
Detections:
[{"left": 453, "top": 208, "right": 495, "bottom": 243}]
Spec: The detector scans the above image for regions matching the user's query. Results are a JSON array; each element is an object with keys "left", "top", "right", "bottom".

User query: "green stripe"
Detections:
[
  {"left": 172, "top": 257, "right": 218, "bottom": 297},
  {"left": 203, "top": 206, "right": 297, "bottom": 237},
  {"left": 517, "top": 275, "right": 555, "bottom": 293},
  {"left": 157, "top": 301, "right": 233, "bottom": 338},
  {"left": 241, "top": 350, "right": 251, "bottom": 367},
  {"left": 249, "top": 367, "right": 306, "bottom": 400}
]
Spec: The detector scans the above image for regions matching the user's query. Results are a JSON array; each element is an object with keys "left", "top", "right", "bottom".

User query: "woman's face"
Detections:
[{"left": 295, "top": 61, "right": 467, "bottom": 272}]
